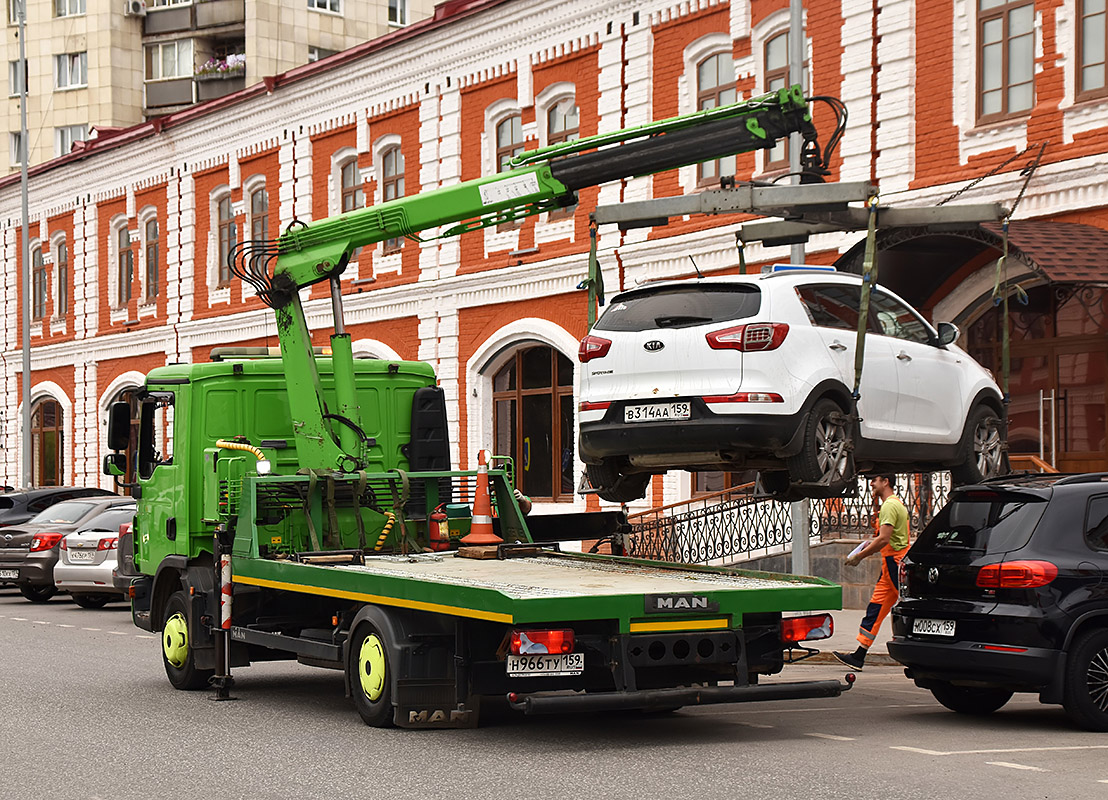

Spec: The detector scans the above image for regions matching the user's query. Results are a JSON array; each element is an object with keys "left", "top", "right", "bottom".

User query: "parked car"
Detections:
[
  {"left": 0, "top": 486, "right": 117, "bottom": 528},
  {"left": 577, "top": 268, "right": 1006, "bottom": 502},
  {"left": 0, "top": 495, "right": 128, "bottom": 602},
  {"left": 54, "top": 504, "right": 137, "bottom": 609},
  {"left": 889, "top": 473, "right": 1108, "bottom": 731}
]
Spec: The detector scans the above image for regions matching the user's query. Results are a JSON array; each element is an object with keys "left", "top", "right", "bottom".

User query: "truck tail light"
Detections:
[
  {"left": 509, "top": 628, "right": 575, "bottom": 655},
  {"left": 98, "top": 537, "right": 118, "bottom": 551},
  {"left": 706, "top": 323, "right": 789, "bottom": 352},
  {"left": 976, "top": 560, "right": 1058, "bottom": 588},
  {"left": 781, "top": 613, "right": 833, "bottom": 643},
  {"left": 29, "top": 532, "right": 64, "bottom": 552},
  {"left": 578, "top": 335, "right": 612, "bottom": 363}
]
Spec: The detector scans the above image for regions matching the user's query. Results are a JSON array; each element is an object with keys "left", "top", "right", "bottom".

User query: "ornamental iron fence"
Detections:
[{"left": 625, "top": 472, "right": 954, "bottom": 566}]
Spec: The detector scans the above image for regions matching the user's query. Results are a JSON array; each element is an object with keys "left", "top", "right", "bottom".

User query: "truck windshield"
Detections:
[{"left": 594, "top": 285, "right": 761, "bottom": 332}]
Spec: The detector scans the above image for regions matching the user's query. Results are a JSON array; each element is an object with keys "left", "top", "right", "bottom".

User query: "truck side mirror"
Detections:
[
  {"left": 103, "top": 452, "right": 126, "bottom": 477},
  {"left": 107, "top": 402, "right": 131, "bottom": 451},
  {"left": 936, "top": 321, "right": 960, "bottom": 346}
]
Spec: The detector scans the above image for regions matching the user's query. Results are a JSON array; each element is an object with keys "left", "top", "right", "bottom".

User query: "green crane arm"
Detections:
[{"left": 227, "top": 85, "right": 832, "bottom": 474}]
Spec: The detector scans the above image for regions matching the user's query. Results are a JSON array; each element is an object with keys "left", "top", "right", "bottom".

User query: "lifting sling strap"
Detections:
[
  {"left": 581, "top": 220, "right": 605, "bottom": 330},
  {"left": 852, "top": 196, "right": 880, "bottom": 401}
]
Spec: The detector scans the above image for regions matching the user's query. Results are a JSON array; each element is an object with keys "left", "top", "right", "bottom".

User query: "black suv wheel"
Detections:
[{"left": 1063, "top": 628, "right": 1108, "bottom": 732}]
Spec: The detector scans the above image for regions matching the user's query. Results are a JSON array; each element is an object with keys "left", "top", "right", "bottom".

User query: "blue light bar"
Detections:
[{"left": 770, "top": 263, "right": 837, "bottom": 272}]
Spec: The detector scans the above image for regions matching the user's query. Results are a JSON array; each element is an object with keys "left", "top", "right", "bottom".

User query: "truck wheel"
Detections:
[
  {"left": 929, "top": 681, "right": 1012, "bottom": 715},
  {"left": 72, "top": 593, "right": 112, "bottom": 609},
  {"left": 586, "top": 462, "right": 650, "bottom": 503},
  {"left": 1063, "top": 628, "right": 1108, "bottom": 731},
  {"left": 161, "top": 590, "right": 213, "bottom": 691},
  {"left": 785, "top": 399, "right": 853, "bottom": 490},
  {"left": 951, "top": 406, "right": 1006, "bottom": 485},
  {"left": 350, "top": 621, "right": 395, "bottom": 727},
  {"left": 19, "top": 583, "right": 57, "bottom": 603}
]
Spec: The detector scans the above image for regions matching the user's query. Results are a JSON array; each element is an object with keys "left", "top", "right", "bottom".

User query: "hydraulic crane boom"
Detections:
[{"left": 228, "top": 85, "right": 840, "bottom": 473}]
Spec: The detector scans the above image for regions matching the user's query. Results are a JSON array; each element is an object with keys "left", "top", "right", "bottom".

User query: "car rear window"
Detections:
[
  {"left": 594, "top": 285, "right": 761, "bottom": 332},
  {"left": 913, "top": 491, "right": 1048, "bottom": 555},
  {"left": 28, "top": 500, "right": 96, "bottom": 525},
  {"left": 80, "top": 507, "right": 136, "bottom": 532}
]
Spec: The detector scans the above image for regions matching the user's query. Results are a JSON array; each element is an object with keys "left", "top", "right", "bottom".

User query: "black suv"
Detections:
[{"left": 889, "top": 473, "right": 1108, "bottom": 730}]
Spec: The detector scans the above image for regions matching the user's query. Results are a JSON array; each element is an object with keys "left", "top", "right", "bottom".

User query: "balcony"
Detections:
[
  {"left": 144, "top": 0, "right": 245, "bottom": 36},
  {"left": 145, "top": 77, "right": 194, "bottom": 110},
  {"left": 195, "top": 72, "right": 246, "bottom": 101}
]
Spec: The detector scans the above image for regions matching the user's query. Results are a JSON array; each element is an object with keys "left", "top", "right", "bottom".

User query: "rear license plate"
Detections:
[
  {"left": 68, "top": 550, "right": 95, "bottom": 563},
  {"left": 506, "top": 652, "right": 585, "bottom": 677},
  {"left": 624, "top": 402, "right": 691, "bottom": 423},
  {"left": 912, "top": 618, "right": 955, "bottom": 637},
  {"left": 0, "top": 568, "right": 17, "bottom": 580}
]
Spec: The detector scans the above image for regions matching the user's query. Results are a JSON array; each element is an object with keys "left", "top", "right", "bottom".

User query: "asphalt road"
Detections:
[{"left": 2, "top": 587, "right": 1105, "bottom": 800}]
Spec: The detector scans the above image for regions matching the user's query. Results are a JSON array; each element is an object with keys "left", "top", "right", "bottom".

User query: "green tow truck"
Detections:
[{"left": 106, "top": 86, "right": 853, "bottom": 728}]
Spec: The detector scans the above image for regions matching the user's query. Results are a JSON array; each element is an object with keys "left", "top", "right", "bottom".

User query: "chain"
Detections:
[{"left": 937, "top": 143, "right": 1042, "bottom": 206}]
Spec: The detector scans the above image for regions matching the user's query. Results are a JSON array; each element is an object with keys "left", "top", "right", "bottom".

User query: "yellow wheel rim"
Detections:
[
  {"left": 163, "top": 612, "right": 190, "bottom": 669},
  {"left": 358, "top": 633, "right": 387, "bottom": 702}
]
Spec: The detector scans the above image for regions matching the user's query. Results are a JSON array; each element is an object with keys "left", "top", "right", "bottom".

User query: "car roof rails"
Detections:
[{"left": 1053, "top": 473, "right": 1108, "bottom": 486}]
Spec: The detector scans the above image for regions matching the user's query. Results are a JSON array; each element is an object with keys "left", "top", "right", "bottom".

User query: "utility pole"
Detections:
[
  {"left": 17, "top": 0, "right": 32, "bottom": 488},
  {"left": 788, "top": 0, "right": 811, "bottom": 575}
]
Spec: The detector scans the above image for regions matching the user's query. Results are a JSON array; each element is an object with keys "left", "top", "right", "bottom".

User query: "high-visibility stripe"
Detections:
[
  {"left": 629, "top": 618, "right": 730, "bottom": 633},
  {"left": 233, "top": 574, "right": 514, "bottom": 623}
]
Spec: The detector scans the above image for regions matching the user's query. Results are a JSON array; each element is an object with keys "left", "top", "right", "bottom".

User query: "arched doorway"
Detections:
[
  {"left": 492, "top": 345, "right": 575, "bottom": 502},
  {"left": 31, "top": 398, "right": 63, "bottom": 487}
]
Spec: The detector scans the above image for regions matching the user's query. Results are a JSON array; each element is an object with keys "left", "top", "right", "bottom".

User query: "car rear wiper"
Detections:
[{"left": 654, "top": 315, "right": 712, "bottom": 328}]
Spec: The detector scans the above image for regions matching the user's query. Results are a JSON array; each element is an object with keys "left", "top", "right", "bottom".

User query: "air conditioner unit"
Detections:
[{"left": 123, "top": 0, "right": 146, "bottom": 17}]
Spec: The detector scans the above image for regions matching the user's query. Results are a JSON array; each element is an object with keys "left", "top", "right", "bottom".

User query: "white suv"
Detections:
[{"left": 577, "top": 268, "right": 1006, "bottom": 502}]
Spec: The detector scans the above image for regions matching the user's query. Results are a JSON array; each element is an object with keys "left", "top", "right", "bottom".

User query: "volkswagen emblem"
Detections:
[
  {"left": 927, "top": 567, "right": 939, "bottom": 584},
  {"left": 644, "top": 340, "right": 665, "bottom": 352}
]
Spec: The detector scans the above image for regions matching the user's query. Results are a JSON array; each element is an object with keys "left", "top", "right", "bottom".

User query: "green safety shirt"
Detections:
[{"left": 879, "top": 494, "right": 910, "bottom": 552}]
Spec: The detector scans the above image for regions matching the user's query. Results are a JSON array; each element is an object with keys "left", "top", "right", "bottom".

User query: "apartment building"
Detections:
[{"left": 3, "top": 0, "right": 434, "bottom": 171}]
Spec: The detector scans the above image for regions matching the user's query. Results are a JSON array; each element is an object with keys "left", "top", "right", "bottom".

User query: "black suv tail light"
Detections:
[{"left": 976, "top": 560, "right": 1058, "bottom": 588}]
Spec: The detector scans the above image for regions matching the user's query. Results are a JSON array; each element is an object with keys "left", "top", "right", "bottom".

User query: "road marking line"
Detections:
[
  {"left": 807, "top": 733, "right": 855, "bottom": 741},
  {"left": 108, "top": 631, "right": 129, "bottom": 636},
  {"left": 893, "top": 745, "right": 1108, "bottom": 757},
  {"left": 986, "top": 762, "right": 1048, "bottom": 772},
  {"left": 135, "top": 634, "right": 155, "bottom": 639},
  {"left": 56, "top": 624, "right": 75, "bottom": 628},
  {"left": 82, "top": 627, "right": 101, "bottom": 632},
  {"left": 32, "top": 621, "right": 48, "bottom": 624},
  {"left": 734, "top": 721, "right": 774, "bottom": 729},
  {"left": 10, "top": 617, "right": 27, "bottom": 621}
]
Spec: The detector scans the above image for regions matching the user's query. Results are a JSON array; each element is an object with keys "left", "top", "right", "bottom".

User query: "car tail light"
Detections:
[
  {"left": 578, "top": 335, "right": 612, "bottom": 363},
  {"left": 702, "top": 392, "right": 784, "bottom": 404},
  {"left": 706, "top": 323, "right": 789, "bottom": 352},
  {"left": 781, "top": 613, "right": 833, "bottom": 643},
  {"left": 898, "top": 560, "right": 909, "bottom": 591},
  {"left": 98, "top": 537, "right": 118, "bottom": 551},
  {"left": 578, "top": 400, "right": 611, "bottom": 412},
  {"left": 29, "top": 532, "right": 64, "bottom": 552},
  {"left": 509, "top": 628, "right": 575, "bottom": 655},
  {"left": 976, "top": 560, "right": 1058, "bottom": 588}
]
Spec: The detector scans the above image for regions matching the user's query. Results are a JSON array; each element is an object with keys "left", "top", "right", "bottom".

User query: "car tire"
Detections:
[
  {"left": 71, "top": 593, "right": 112, "bottom": 609},
  {"left": 929, "top": 681, "right": 1012, "bottom": 715},
  {"left": 349, "top": 620, "right": 395, "bottom": 727},
  {"left": 1062, "top": 628, "right": 1108, "bottom": 732},
  {"left": 785, "top": 398, "right": 853, "bottom": 491},
  {"left": 19, "top": 583, "right": 57, "bottom": 603},
  {"left": 951, "top": 406, "right": 1007, "bottom": 485},
  {"left": 586, "top": 462, "right": 650, "bottom": 504},
  {"left": 161, "top": 589, "right": 214, "bottom": 691}
]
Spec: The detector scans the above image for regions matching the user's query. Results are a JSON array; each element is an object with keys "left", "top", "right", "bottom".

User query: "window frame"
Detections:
[
  {"left": 339, "top": 158, "right": 363, "bottom": 214},
  {"left": 388, "top": 0, "right": 406, "bottom": 25},
  {"left": 249, "top": 186, "right": 269, "bottom": 242},
  {"left": 8, "top": 131, "right": 21, "bottom": 165},
  {"left": 144, "top": 217, "right": 160, "bottom": 300},
  {"left": 545, "top": 98, "right": 579, "bottom": 219},
  {"left": 976, "top": 0, "right": 1035, "bottom": 123},
  {"left": 53, "top": 235, "right": 68, "bottom": 317},
  {"left": 695, "top": 52, "right": 738, "bottom": 186},
  {"left": 31, "top": 398, "right": 64, "bottom": 487},
  {"left": 55, "top": 0, "right": 86, "bottom": 17},
  {"left": 307, "top": 0, "right": 341, "bottom": 13},
  {"left": 31, "top": 245, "right": 46, "bottom": 321},
  {"left": 144, "top": 39, "right": 193, "bottom": 82},
  {"left": 380, "top": 145, "right": 404, "bottom": 254},
  {"left": 117, "top": 226, "right": 134, "bottom": 307},
  {"left": 54, "top": 124, "right": 87, "bottom": 157},
  {"left": 8, "top": 58, "right": 25, "bottom": 97},
  {"left": 216, "top": 195, "right": 236, "bottom": 287},
  {"left": 1077, "top": 0, "right": 1108, "bottom": 102},
  {"left": 54, "top": 51, "right": 88, "bottom": 90}
]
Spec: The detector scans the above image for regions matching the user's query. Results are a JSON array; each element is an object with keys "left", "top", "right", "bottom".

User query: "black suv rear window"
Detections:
[
  {"left": 913, "top": 491, "right": 1048, "bottom": 555},
  {"left": 594, "top": 285, "right": 761, "bottom": 332}
]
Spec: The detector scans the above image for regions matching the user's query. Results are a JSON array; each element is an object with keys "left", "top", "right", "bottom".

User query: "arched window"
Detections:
[
  {"left": 217, "top": 196, "right": 235, "bottom": 286},
  {"left": 547, "top": 99, "right": 579, "bottom": 218},
  {"left": 31, "top": 398, "right": 63, "bottom": 487},
  {"left": 380, "top": 146, "right": 404, "bottom": 254},
  {"left": 250, "top": 187, "right": 269, "bottom": 240},
  {"left": 496, "top": 115, "right": 523, "bottom": 172},
  {"left": 696, "top": 53, "right": 737, "bottom": 185},
  {"left": 144, "top": 218, "right": 160, "bottom": 299},
  {"left": 31, "top": 245, "right": 46, "bottom": 320},
  {"left": 55, "top": 238, "right": 68, "bottom": 316},
  {"left": 117, "top": 226, "right": 134, "bottom": 305},
  {"left": 341, "top": 159, "right": 363, "bottom": 212},
  {"left": 492, "top": 346, "right": 575, "bottom": 502}
]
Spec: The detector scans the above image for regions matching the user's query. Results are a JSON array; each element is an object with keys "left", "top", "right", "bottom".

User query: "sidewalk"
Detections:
[{"left": 796, "top": 608, "right": 897, "bottom": 667}]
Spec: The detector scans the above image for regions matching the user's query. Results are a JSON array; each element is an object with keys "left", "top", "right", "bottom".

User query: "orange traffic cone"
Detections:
[{"left": 461, "top": 449, "right": 502, "bottom": 545}]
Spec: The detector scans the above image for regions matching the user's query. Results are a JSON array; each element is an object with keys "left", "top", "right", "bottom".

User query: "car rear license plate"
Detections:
[
  {"left": 506, "top": 652, "right": 585, "bottom": 677},
  {"left": 69, "top": 550, "right": 95, "bottom": 563},
  {"left": 0, "top": 568, "right": 17, "bottom": 580},
  {"left": 912, "top": 618, "right": 955, "bottom": 637},
  {"left": 624, "top": 402, "right": 691, "bottom": 423}
]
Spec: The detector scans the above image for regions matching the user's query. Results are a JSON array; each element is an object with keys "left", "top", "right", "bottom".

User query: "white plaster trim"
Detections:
[
  {"left": 330, "top": 147, "right": 360, "bottom": 219},
  {"left": 351, "top": 337, "right": 402, "bottom": 360}
]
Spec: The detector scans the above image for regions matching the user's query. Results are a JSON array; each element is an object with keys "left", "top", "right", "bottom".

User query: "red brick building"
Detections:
[{"left": 2, "top": 0, "right": 1105, "bottom": 507}]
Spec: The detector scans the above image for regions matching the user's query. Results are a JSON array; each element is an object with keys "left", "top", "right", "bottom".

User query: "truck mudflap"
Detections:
[{"left": 507, "top": 676, "right": 854, "bottom": 715}]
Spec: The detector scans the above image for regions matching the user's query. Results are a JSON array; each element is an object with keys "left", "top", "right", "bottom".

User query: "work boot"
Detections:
[{"left": 833, "top": 647, "right": 867, "bottom": 671}]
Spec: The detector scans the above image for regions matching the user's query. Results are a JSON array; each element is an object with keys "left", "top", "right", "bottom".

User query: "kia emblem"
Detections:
[
  {"left": 927, "top": 567, "right": 939, "bottom": 584},
  {"left": 644, "top": 340, "right": 665, "bottom": 352}
]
